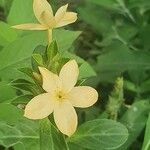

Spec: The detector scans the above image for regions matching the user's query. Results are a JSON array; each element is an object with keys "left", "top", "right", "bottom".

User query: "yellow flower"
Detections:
[
  {"left": 24, "top": 60, "right": 98, "bottom": 136},
  {"left": 12, "top": 0, "right": 77, "bottom": 43}
]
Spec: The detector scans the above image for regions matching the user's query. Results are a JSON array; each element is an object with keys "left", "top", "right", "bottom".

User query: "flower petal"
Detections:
[
  {"left": 54, "top": 101, "right": 77, "bottom": 136},
  {"left": 33, "top": 0, "right": 55, "bottom": 26},
  {"left": 12, "top": 23, "right": 47, "bottom": 30},
  {"left": 55, "top": 12, "right": 77, "bottom": 28},
  {"left": 55, "top": 4, "right": 68, "bottom": 23},
  {"left": 59, "top": 60, "right": 79, "bottom": 92},
  {"left": 39, "top": 67, "right": 61, "bottom": 93},
  {"left": 24, "top": 93, "right": 55, "bottom": 120},
  {"left": 69, "top": 86, "right": 98, "bottom": 108}
]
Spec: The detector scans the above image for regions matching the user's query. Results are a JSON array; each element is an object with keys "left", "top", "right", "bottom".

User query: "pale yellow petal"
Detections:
[
  {"left": 24, "top": 93, "right": 55, "bottom": 119},
  {"left": 33, "top": 0, "right": 55, "bottom": 27},
  {"left": 59, "top": 60, "right": 79, "bottom": 92},
  {"left": 68, "top": 86, "right": 98, "bottom": 108},
  {"left": 12, "top": 23, "right": 47, "bottom": 30},
  {"left": 39, "top": 67, "right": 62, "bottom": 93},
  {"left": 54, "top": 101, "right": 77, "bottom": 136},
  {"left": 55, "top": 4, "right": 68, "bottom": 23},
  {"left": 40, "top": 11, "right": 56, "bottom": 28},
  {"left": 55, "top": 12, "right": 77, "bottom": 28}
]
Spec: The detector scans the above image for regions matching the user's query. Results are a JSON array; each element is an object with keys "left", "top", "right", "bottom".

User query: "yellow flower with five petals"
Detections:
[
  {"left": 12, "top": 0, "right": 77, "bottom": 43},
  {"left": 24, "top": 60, "right": 98, "bottom": 136}
]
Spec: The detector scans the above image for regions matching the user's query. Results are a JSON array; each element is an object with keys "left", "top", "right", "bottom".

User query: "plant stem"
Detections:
[{"left": 48, "top": 29, "right": 52, "bottom": 45}]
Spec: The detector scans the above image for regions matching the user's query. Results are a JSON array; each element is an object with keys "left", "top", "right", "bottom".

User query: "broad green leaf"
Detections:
[
  {"left": 118, "top": 100, "right": 150, "bottom": 150},
  {"left": 142, "top": 113, "right": 150, "bottom": 150},
  {"left": 0, "top": 120, "right": 40, "bottom": 149},
  {"left": 0, "top": 21, "right": 18, "bottom": 47},
  {"left": 68, "top": 143, "right": 86, "bottom": 150},
  {"left": 79, "top": 62, "right": 96, "bottom": 79},
  {"left": 0, "top": 32, "right": 47, "bottom": 80},
  {"left": 53, "top": 30, "right": 81, "bottom": 53},
  {"left": 69, "top": 119, "right": 128, "bottom": 150},
  {"left": 0, "top": 81, "right": 16, "bottom": 103},
  {"left": 40, "top": 118, "right": 69, "bottom": 150},
  {"left": 0, "top": 122, "right": 21, "bottom": 148},
  {"left": 14, "top": 119, "right": 40, "bottom": 150},
  {"left": 7, "top": 0, "right": 36, "bottom": 24},
  {"left": 0, "top": 104, "right": 22, "bottom": 124},
  {"left": 0, "top": 104, "right": 39, "bottom": 149}
]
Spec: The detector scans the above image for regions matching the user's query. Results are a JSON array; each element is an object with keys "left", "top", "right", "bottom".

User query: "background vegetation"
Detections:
[{"left": 0, "top": 0, "right": 150, "bottom": 150}]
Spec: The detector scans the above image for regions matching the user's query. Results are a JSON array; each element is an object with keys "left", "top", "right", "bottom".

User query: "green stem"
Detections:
[
  {"left": 48, "top": 29, "right": 53, "bottom": 45},
  {"left": 63, "top": 134, "right": 70, "bottom": 150}
]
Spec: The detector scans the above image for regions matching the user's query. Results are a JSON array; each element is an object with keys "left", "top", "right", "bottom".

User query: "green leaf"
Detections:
[
  {"left": 11, "top": 95, "right": 33, "bottom": 106},
  {"left": 0, "top": 81, "right": 16, "bottom": 103},
  {"left": 32, "top": 54, "right": 44, "bottom": 66},
  {"left": 7, "top": 0, "right": 36, "bottom": 24},
  {"left": 119, "top": 100, "right": 150, "bottom": 150},
  {"left": 0, "top": 122, "right": 21, "bottom": 148},
  {"left": 0, "top": 32, "right": 47, "bottom": 80},
  {"left": 0, "top": 30, "right": 80, "bottom": 80},
  {"left": 0, "top": 104, "right": 39, "bottom": 149},
  {"left": 0, "top": 21, "right": 18, "bottom": 47},
  {"left": 0, "top": 104, "right": 22, "bottom": 124},
  {"left": 69, "top": 119, "right": 128, "bottom": 150},
  {"left": 13, "top": 119, "right": 40, "bottom": 150},
  {"left": 62, "top": 52, "right": 96, "bottom": 79},
  {"left": 46, "top": 40, "right": 58, "bottom": 62},
  {"left": 40, "top": 118, "right": 69, "bottom": 150},
  {"left": 79, "top": 62, "right": 96, "bottom": 79},
  {"left": 0, "top": 120, "right": 40, "bottom": 149},
  {"left": 18, "top": 67, "right": 34, "bottom": 79},
  {"left": 142, "top": 113, "right": 150, "bottom": 150},
  {"left": 96, "top": 41, "right": 150, "bottom": 82},
  {"left": 53, "top": 29, "right": 81, "bottom": 53},
  {"left": 11, "top": 79, "right": 40, "bottom": 95}
]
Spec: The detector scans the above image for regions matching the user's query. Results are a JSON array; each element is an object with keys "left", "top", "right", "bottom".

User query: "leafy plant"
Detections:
[{"left": 0, "top": 0, "right": 149, "bottom": 149}]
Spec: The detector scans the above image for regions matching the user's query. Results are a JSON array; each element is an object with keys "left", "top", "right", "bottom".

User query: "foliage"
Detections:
[{"left": 0, "top": 0, "right": 150, "bottom": 149}]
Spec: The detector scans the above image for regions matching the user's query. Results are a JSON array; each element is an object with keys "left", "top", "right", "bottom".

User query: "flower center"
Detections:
[{"left": 56, "top": 91, "right": 66, "bottom": 101}]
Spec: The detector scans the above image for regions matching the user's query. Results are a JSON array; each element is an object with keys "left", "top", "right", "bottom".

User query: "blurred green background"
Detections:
[{"left": 0, "top": 0, "right": 150, "bottom": 150}]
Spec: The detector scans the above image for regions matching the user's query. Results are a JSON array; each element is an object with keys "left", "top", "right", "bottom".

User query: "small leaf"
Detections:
[
  {"left": 46, "top": 40, "right": 58, "bottom": 63},
  {"left": 69, "top": 119, "right": 128, "bottom": 150},
  {"left": 32, "top": 54, "right": 44, "bottom": 66},
  {"left": 11, "top": 94, "right": 33, "bottom": 106},
  {"left": 11, "top": 79, "right": 39, "bottom": 95},
  {"left": 18, "top": 67, "right": 34, "bottom": 79}
]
